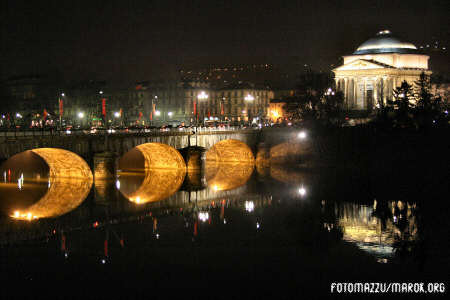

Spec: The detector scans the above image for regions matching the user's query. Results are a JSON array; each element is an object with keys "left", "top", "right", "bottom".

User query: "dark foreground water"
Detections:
[{"left": 0, "top": 161, "right": 448, "bottom": 298}]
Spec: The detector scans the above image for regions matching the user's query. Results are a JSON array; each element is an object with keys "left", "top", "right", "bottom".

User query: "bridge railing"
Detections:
[{"left": 0, "top": 125, "right": 259, "bottom": 138}]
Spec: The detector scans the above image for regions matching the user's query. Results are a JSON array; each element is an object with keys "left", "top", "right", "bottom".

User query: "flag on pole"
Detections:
[
  {"left": 102, "top": 98, "right": 106, "bottom": 117},
  {"left": 59, "top": 99, "right": 63, "bottom": 116}
]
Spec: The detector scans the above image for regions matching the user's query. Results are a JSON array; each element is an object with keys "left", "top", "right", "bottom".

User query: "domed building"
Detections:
[{"left": 333, "top": 30, "right": 431, "bottom": 111}]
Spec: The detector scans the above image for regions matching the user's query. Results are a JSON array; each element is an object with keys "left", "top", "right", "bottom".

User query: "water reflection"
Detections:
[
  {"left": 205, "top": 161, "right": 254, "bottom": 191},
  {"left": 336, "top": 200, "right": 418, "bottom": 261},
  {"left": 10, "top": 178, "right": 92, "bottom": 220},
  {"left": 117, "top": 168, "right": 186, "bottom": 204}
]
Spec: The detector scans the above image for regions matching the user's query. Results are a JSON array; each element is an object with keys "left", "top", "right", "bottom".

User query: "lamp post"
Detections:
[
  {"left": 244, "top": 94, "right": 254, "bottom": 125},
  {"left": 78, "top": 112, "right": 84, "bottom": 128},
  {"left": 197, "top": 91, "right": 209, "bottom": 127},
  {"left": 59, "top": 92, "right": 64, "bottom": 130}
]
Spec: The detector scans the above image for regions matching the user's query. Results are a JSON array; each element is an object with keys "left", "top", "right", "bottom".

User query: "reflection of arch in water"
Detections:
[
  {"left": 205, "top": 162, "right": 254, "bottom": 191},
  {"left": 206, "top": 139, "right": 254, "bottom": 163},
  {"left": 268, "top": 165, "right": 307, "bottom": 184},
  {"left": 269, "top": 142, "right": 303, "bottom": 164},
  {"left": 118, "top": 168, "right": 186, "bottom": 204},
  {"left": 11, "top": 178, "right": 92, "bottom": 220},
  {"left": 119, "top": 143, "right": 186, "bottom": 171}
]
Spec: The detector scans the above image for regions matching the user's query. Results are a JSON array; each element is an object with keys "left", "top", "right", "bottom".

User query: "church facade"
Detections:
[{"left": 333, "top": 30, "right": 431, "bottom": 111}]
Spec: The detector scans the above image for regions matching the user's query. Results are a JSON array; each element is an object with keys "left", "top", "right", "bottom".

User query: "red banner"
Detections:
[
  {"left": 221, "top": 102, "right": 224, "bottom": 115},
  {"left": 43, "top": 109, "right": 48, "bottom": 119},
  {"left": 102, "top": 98, "right": 106, "bottom": 117},
  {"left": 150, "top": 111, "right": 153, "bottom": 121},
  {"left": 193, "top": 101, "right": 196, "bottom": 115},
  {"left": 119, "top": 108, "right": 123, "bottom": 117},
  {"left": 139, "top": 111, "right": 143, "bottom": 119},
  {"left": 59, "top": 99, "right": 63, "bottom": 116}
]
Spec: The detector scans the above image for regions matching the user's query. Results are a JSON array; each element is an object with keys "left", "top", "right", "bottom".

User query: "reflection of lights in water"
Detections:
[
  {"left": 298, "top": 186, "right": 306, "bottom": 196},
  {"left": 17, "top": 174, "right": 24, "bottom": 190},
  {"left": 116, "top": 180, "right": 120, "bottom": 190},
  {"left": 199, "top": 212, "right": 209, "bottom": 222},
  {"left": 245, "top": 201, "right": 254, "bottom": 212},
  {"left": 12, "top": 210, "right": 38, "bottom": 220}
]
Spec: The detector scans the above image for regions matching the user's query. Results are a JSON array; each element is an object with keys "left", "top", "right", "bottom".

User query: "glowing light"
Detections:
[
  {"left": 168, "top": 112, "right": 173, "bottom": 117},
  {"left": 213, "top": 185, "right": 218, "bottom": 191},
  {"left": 101, "top": 259, "right": 106, "bottom": 264},
  {"left": 78, "top": 112, "right": 84, "bottom": 118},
  {"left": 298, "top": 131, "right": 307, "bottom": 139},
  {"left": 271, "top": 110, "right": 279, "bottom": 118},
  {"left": 298, "top": 187, "right": 306, "bottom": 196},
  {"left": 245, "top": 201, "right": 254, "bottom": 212},
  {"left": 199, "top": 212, "right": 209, "bottom": 222},
  {"left": 135, "top": 196, "right": 141, "bottom": 204},
  {"left": 114, "top": 112, "right": 120, "bottom": 118},
  {"left": 66, "top": 130, "right": 71, "bottom": 134},
  {"left": 115, "top": 180, "right": 120, "bottom": 190},
  {"left": 99, "top": 91, "right": 103, "bottom": 94},
  {"left": 14, "top": 211, "right": 19, "bottom": 218},
  {"left": 256, "top": 222, "right": 260, "bottom": 229},
  {"left": 244, "top": 94, "right": 254, "bottom": 101},
  {"left": 156, "top": 233, "right": 160, "bottom": 239},
  {"left": 16, "top": 113, "right": 22, "bottom": 118},
  {"left": 198, "top": 91, "right": 209, "bottom": 100},
  {"left": 155, "top": 110, "right": 161, "bottom": 116}
]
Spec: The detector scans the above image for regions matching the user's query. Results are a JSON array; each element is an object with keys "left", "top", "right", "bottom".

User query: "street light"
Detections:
[
  {"left": 244, "top": 94, "right": 255, "bottom": 125},
  {"left": 155, "top": 110, "right": 161, "bottom": 116},
  {"left": 197, "top": 91, "right": 209, "bottom": 126},
  {"left": 114, "top": 112, "right": 120, "bottom": 118}
]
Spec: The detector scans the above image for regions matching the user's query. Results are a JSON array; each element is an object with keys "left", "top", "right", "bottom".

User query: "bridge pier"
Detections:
[
  {"left": 179, "top": 146, "right": 206, "bottom": 171},
  {"left": 93, "top": 152, "right": 118, "bottom": 180}
]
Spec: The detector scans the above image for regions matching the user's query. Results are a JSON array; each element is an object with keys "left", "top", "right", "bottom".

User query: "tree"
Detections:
[
  {"left": 284, "top": 69, "right": 334, "bottom": 124},
  {"left": 390, "top": 80, "right": 415, "bottom": 126}
]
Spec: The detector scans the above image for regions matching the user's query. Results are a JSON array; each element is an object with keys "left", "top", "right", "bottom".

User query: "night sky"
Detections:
[{"left": 1, "top": 0, "right": 449, "bottom": 83}]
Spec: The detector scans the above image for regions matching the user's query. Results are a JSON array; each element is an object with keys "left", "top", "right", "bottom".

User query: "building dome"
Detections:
[{"left": 353, "top": 30, "right": 418, "bottom": 55}]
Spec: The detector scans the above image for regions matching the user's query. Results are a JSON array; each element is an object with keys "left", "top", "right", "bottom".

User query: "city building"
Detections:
[{"left": 333, "top": 30, "right": 431, "bottom": 111}]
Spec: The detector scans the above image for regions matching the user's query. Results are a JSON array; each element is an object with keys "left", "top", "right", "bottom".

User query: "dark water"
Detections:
[{"left": 0, "top": 161, "right": 448, "bottom": 297}]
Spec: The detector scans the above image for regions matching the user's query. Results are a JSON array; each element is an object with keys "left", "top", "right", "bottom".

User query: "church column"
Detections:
[
  {"left": 343, "top": 78, "right": 348, "bottom": 109},
  {"left": 373, "top": 77, "right": 378, "bottom": 107}
]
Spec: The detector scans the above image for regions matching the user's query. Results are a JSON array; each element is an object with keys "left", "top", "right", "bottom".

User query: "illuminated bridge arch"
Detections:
[
  {"left": 206, "top": 139, "right": 254, "bottom": 163},
  {"left": 0, "top": 148, "right": 93, "bottom": 180},
  {"left": 119, "top": 143, "right": 186, "bottom": 171}
]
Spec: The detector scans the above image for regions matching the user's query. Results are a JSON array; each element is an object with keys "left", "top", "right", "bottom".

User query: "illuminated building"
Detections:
[{"left": 333, "top": 30, "right": 432, "bottom": 111}]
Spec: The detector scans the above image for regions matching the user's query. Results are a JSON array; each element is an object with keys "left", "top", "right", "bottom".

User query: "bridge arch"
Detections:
[
  {"left": 119, "top": 142, "right": 186, "bottom": 171},
  {"left": 0, "top": 148, "right": 93, "bottom": 180},
  {"left": 206, "top": 139, "right": 254, "bottom": 163}
]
